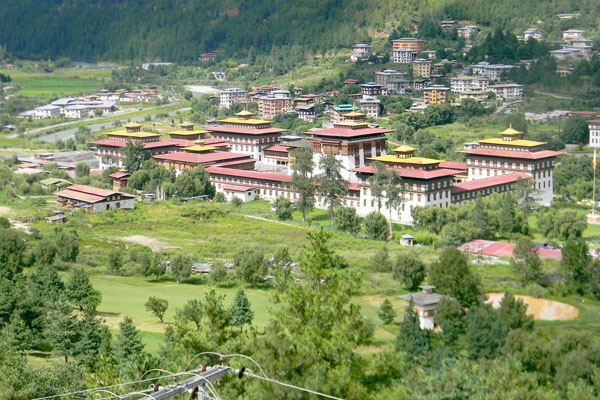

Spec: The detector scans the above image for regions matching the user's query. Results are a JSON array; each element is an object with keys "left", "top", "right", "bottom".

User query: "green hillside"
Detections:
[{"left": 0, "top": 0, "right": 598, "bottom": 62}]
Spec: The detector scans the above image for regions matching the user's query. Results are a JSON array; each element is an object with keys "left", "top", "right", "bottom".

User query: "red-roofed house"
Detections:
[{"left": 56, "top": 184, "right": 134, "bottom": 212}]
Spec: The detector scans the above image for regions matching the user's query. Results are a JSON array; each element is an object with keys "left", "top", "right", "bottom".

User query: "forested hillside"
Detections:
[{"left": 1, "top": 0, "right": 598, "bottom": 62}]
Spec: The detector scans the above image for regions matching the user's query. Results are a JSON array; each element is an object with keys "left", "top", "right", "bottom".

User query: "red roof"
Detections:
[
  {"left": 573, "top": 111, "right": 597, "bottom": 116},
  {"left": 351, "top": 165, "right": 458, "bottom": 180},
  {"left": 56, "top": 189, "right": 105, "bottom": 203},
  {"left": 206, "top": 126, "right": 286, "bottom": 135},
  {"left": 153, "top": 151, "right": 251, "bottom": 165},
  {"left": 206, "top": 167, "right": 292, "bottom": 183},
  {"left": 588, "top": 119, "right": 600, "bottom": 123},
  {"left": 89, "top": 138, "right": 196, "bottom": 149},
  {"left": 347, "top": 183, "right": 360, "bottom": 191},
  {"left": 89, "top": 139, "right": 127, "bottom": 148},
  {"left": 459, "top": 148, "right": 562, "bottom": 160},
  {"left": 222, "top": 184, "right": 256, "bottom": 192},
  {"left": 68, "top": 184, "right": 116, "bottom": 197},
  {"left": 264, "top": 145, "right": 291, "bottom": 153},
  {"left": 203, "top": 138, "right": 231, "bottom": 146},
  {"left": 451, "top": 173, "right": 530, "bottom": 194},
  {"left": 458, "top": 240, "right": 561, "bottom": 259},
  {"left": 307, "top": 127, "right": 394, "bottom": 139},
  {"left": 109, "top": 172, "right": 130, "bottom": 179},
  {"left": 439, "top": 161, "right": 468, "bottom": 171},
  {"left": 343, "top": 79, "right": 359, "bottom": 84},
  {"left": 215, "top": 159, "right": 257, "bottom": 167}
]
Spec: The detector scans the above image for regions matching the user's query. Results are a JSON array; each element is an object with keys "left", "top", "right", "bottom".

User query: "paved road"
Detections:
[
  {"left": 34, "top": 107, "right": 191, "bottom": 143},
  {"left": 494, "top": 100, "right": 521, "bottom": 115}
]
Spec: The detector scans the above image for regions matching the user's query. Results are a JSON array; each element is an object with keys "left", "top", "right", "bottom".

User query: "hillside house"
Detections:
[{"left": 56, "top": 184, "right": 134, "bottom": 213}]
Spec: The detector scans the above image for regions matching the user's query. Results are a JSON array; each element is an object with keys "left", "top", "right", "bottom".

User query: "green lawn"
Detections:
[{"left": 0, "top": 67, "right": 112, "bottom": 100}]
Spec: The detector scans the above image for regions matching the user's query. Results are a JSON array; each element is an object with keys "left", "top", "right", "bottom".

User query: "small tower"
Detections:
[{"left": 399, "top": 285, "right": 448, "bottom": 331}]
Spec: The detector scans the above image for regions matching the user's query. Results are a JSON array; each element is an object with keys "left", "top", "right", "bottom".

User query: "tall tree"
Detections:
[
  {"left": 466, "top": 304, "right": 507, "bottom": 360},
  {"left": 114, "top": 316, "right": 145, "bottom": 370},
  {"left": 122, "top": 140, "right": 151, "bottom": 173},
  {"left": 384, "top": 169, "right": 404, "bottom": 235},
  {"left": 317, "top": 154, "right": 347, "bottom": 225},
  {"left": 234, "top": 247, "right": 267, "bottom": 286},
  {"left": 230, "top": 289, "right": 254, "bottom": 331},
  {"left": 177, "top": 299, "right": 203, "bottom": 331},
  {"left": 369, "top": 162, "right": 388, "bottom": 211},
  {"left": 429, "top": 247, "right": 482, "bottom": 307},
  {"left": 561, "top": 238, "right": 590, "bottom": 294},
  {"left": 396, "top": 301, "right": 429, "bottom": 357},
  {"left": 173, "top": 167, "right": 215, "bottom": 198},
  {"left": 393, "top": 252, "right": 426, "bottom": 291},
  {"left": 290, "top": 147, "right": 316, "bottom": 222},
  {"left": 170, "top": 254, "right": 192, "bottom": 283},
  {"left": 65, "top": 268, "right": 102, "bottom": 314},
  {"left": 511, "top": 236, "right": 541, "bottom": 284}
]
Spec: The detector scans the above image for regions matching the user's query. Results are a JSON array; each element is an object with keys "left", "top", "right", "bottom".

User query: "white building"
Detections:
[
  {"left": 35, "top": 105, "right": 61, "bottom": 119},
  {"left": 360, "top": 96, "right": 380, "bottom": 118},
  {"left": 588, "top": 119, "right": 600, "bottom": 148},
  {"left": 563, "top": 29, "right": 585, "bottom": 39},
  {"left": 457, "top": 25, "right": 479, "bottom": 39},
  {"left": 220, "top": 87, "right": 246, "bottom": 108},
  {"left": 488, "top": 84, "right": 523, "bottom": 100},
  {"left": 222, "top": 185, "right": 260, "bottom": 202},
  {"left": 472, "top": 62, "right": 514, "bottom": 81},
  {"left": 400, "top": 286, "right": 447, "bottom": 330},
  {"left": 393, "top": 49, "right": 415, "bottom": 63},
  {"left": 351, "top": 44, "right": 371, "bottom": 61},
  {"left": 523, "top": 28, "right": 543, "bottom": 41},
  {"left": 63, "top": 105, "right": 89, "bottom": 119},
  {"left": 450, "top": 75, "right": 489, "bottom": 94}
]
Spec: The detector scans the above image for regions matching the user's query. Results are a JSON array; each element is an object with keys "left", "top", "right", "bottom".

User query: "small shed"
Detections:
[
  {"left": 45, "top": 214, "right": 66, "bottom": 224},
  {"left": 400, "top": 234, "right": 414, "bottom": 247}
]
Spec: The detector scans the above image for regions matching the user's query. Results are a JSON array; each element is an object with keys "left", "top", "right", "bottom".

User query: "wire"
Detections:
[
  {"left": 244, "top": 369, "right": 345, "bottom": 400},
  {"left": 32, "top": 373, "right": 180, "bottom": 400},
  {"left": 185, "top": 352, "right": 268, "bottom": 379}
]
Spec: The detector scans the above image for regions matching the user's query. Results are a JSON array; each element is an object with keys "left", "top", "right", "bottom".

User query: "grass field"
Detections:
[
  {"left": 0, "top": 67, "right": 112, "bottom": 101},
  {"left": 3, "top": 196, "right": 599, "bottom": 357}
]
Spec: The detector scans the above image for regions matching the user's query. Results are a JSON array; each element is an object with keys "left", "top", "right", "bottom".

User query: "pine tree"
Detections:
[
  {"left": 65, "top": 268, "right": 102, "bottom": 314},
  {"left": 230, "top": 289, "right": 254, "bottom": 330},
  {"left": 114, "top": 316, "right": 145, "bottom": 367},
  {"left": 395, "top": 301, "right": 429, "bottom": 357},
  {"left": 377, "top": 298, "right": 396, "bottom": 325}
]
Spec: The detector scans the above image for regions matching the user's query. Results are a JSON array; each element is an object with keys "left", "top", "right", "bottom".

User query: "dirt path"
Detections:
[
  {"left": 487, "top": 293, "right": 578, "bottom": 321},
  {"left": 117, "top": 235, "right": 181, "bottom": 252},
  {"left": 243, "top": 214, "right": 306, "bottom": 229}
]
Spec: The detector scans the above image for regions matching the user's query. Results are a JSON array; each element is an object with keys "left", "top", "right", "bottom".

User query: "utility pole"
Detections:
[{"left": 143, "top": 365, "right": 230, "bottom": 400}]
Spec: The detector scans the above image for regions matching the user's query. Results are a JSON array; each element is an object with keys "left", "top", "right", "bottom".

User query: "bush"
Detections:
[
  {"left": 274, "top": 196, "right": 293, "bottom": 220},
  {"left": 214, "top": 192, "right": 225, "bottom": 202},
  {"left": 525, "top": 283, "right": 548, "bottom": 299},
  {"left": 335, "top": 206, "right": 360, "bottom": 233},
  {"left": 365, "top": 211, "right": 389, "bottom": 240}
]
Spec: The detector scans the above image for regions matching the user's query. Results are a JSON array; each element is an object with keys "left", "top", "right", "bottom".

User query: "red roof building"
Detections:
[
  {"left": 56, "top": 184, "right": 134, "bottom": 213},
  {"left": 205, "top": 110, "right": 286, "bottom": 161},
  {"left": 459, "top": 126, "right": 561, "bottom": 206}
]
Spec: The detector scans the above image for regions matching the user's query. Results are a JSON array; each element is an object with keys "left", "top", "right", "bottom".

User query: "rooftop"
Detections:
[
  {"left": 451, "top": 173, "right": 530, "bottom": 193},
  {"left": 459, "top": 148, "right": 562, "bottom": 159},
  {"left": 307, "top": 126, "right": 393, "bottom": 139}
]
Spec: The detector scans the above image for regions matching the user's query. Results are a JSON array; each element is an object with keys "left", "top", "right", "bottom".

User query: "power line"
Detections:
[{"left": 241, "top": 369, "right": 345, "bottom": 400}]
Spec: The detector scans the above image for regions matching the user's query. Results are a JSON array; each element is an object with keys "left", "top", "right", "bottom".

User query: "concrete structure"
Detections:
[
  {"left": 220, "top": 88, "right": 246, "bottom": 108},
  {"left": 459, "top": 126, "right": 562, "bottom": 205},
  {"left": 257, "top": 90, "right": 293, "bottom": 119},
  {"left": 63, "top": 105, "right": 89, "bottom": 119},
  {"left": 296, "top": 105, "right": 315, "bottom": 121},
  {"left": 360, "top": 96, "right": 380, "bottom": 118},
  {"left": 413, "top": 59, "right": 432, "bottom": 78},
  {"left": 423, "top": 85, "right": 450, "bottom": 105},
  {"left": 392, "top": 48, "right": 416, "bottom": 63},
  {"left": 488, "top": 83, "right": 523, "bottom": 100},
  {"left": 375, "top": 70, "right": 406, "bottom": 86},
  {"left": 360, "top": 82, "right": 382, "bottom": 96},
  {"left": 222, "top": 185, "right": 260, "bottom": 202},
  {"left": 563, "top": 29, "right": 585, "bottom": 39},
  {"left": 400, "top": 286, "right": 448, "bottom": 330},
  {"left": 308, "top": 110, "right": 392, "bottom": 182},
  {"left": 199, "top": 52, "right": 217, "bottom": 61},
  {"left": 392, "top": 38, "right": 424, "bottom": 53},
  {"left": 142, "top": 62, "right": 173, "bottom": 70},
  {"left": 386, "top": 78, "right": 411, "bottom": 94},
  {"left": 458, "top": 25, "right": 479, "bottom": 39},
  {"left": 523, "top": 28, "right": 543, "bottom": 41},
  {"left": 206, "top": 110, "right": 286, "bottom": 161},
  {"left": 56, "top": 184, "right": 134, "bottom": 213},
  {"left": 472, "top": 62, "right": 514, "bottom": 81},
  {"left": 450, "top": 75, "right": 489, "bottom": 94},
  {"left": 351, "top": 44, "right": 371, "bottom": 61},
  {"left": 588, "top": 119, "right": 600, "bottom": 148}
]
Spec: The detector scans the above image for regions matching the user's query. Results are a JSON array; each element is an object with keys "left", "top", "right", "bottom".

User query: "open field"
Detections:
[{"left": 0, "top": 67, "right": 112, "bottom": 100}]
